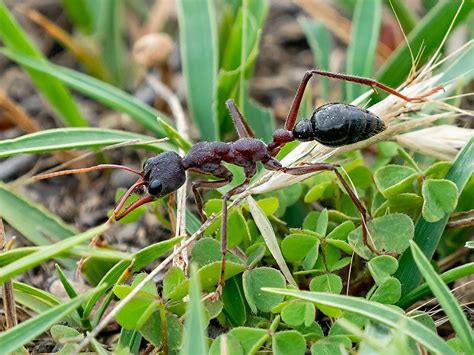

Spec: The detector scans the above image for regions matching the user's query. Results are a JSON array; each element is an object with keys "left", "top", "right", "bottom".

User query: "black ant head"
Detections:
[
  {"left": 143, "top": 151, "right": 186, "bottom": 197},
  {"left": 292, "top": 119, "right": 314, "bottom": 141}
]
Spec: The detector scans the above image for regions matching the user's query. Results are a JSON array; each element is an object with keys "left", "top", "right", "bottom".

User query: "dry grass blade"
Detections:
[
  {"left": 1, "top": 218, "right": 18, "bottom": 329},
  {"left": 247, "top": 196, "right": 297, "bottom": 287},
  {"left": 395, "top": 125, "right": 474, "bottom": 161},
  {"left": 146, "top": 74, "right": 191, "bottom": 273}
]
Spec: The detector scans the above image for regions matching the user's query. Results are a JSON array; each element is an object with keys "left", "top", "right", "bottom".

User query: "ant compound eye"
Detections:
[{"left": 148, "top": 180, "right": 163, "bottom": 195}]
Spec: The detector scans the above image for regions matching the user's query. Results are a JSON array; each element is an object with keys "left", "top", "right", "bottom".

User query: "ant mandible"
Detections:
[{"left": 36, "top": 70, "right": 441, "bottom": 298}]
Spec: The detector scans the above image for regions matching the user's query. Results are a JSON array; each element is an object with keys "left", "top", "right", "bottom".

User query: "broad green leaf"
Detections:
[
  {"left": 421, "top": 179, "right": 458, "bottom": 222},
  {"left": 315, "top": 209, "right": 328, "bottom": 236},
  {"left": 0, "top": 128, "right": 172, "bottom": 158},
  {"left": 222, "top": 276, "right": 247, "bottom": 326},
  {"left": 0, "top": 1, "right": 86, "bottom": 127},
  {"left": 0, "top": 49, "right": 176, "bottom": 140},
  {"left": 281, "top": 234, "right": 319, "bottom": 262},
  {"left": 309, "top": 274, "right": 343, "bottom": 294},
  {"left": 281, "top": 301, "right": 315, "bottom": 327},
  {"left": 262, "top": 288, "right": 455, "bottom": 355},
  {"left": 369, "top": 277, "right": 401, "bottom": 304},
  {"left": 311, "top": 335, "right": 352, "bottom": 355},
  {"left": 0, "top": 225, "right": 107, "bottom": 284},
  {"left": 345, "top": 0, "right": 381, "bottom": 101},
  {"left": 373, "top": 193, "right": 423, "bottom": 219},
  {"left": 191, "top": 238, "right": 241, "bottom": 267},
  {"left": 273, "top": 330, "right": 306, "bottom": 355},
  {"left": 228, "top": 327, "right": 269, "bottom": 354},
  {"left": 424, "top": 161, "right": 452, "bottom": 179},
  {"left": 243, "top": 267, "right": 286, "bottom": 313},
  {"left": 116, "top": 328, "right": 141, "bottom": 354},
  {"left": 396, "top": 138, "right": 473, "bottom": 294},
  {"left": 177, "top": 0, "right": 218, "bottom": 140},
  {"left": 348, "top": 213, "right": 414, "bottom": 259},
  {"left": 410, "top": 242, "right": 473, "bottom": 353},
  {"left": 181, "top": 264, "right": 209, "bottom": 355},
  {"left": 210, "top": 334, "right": 244, "bottom": 355},
  {"left": 166, "top": 261, "right": 245, "bottom": 301},
  {"left": 113, "top": 274, "right": 158, "bottom": 329},
  {"left": 304, "top": 182, "right": 333, "bottom": 203},
  {"left": 50, "top": 325, "right": 82, "bottom": 342},
  {"left": 0, "top": 287, "right": 103, "bottom": 354},
  {"left": 368, "top": 255, "right": 398, "bottom": 285},
  {"left": 374, "top": 165, "right": 418, "bottom": 198},
  {"left": 163, "top": 266, "right": 186, "bottom": 300},
  {"left": 327, "top": 221, "right": 355, "bottom": 240},
  {"left": 83, "top": 236, "right": 182, "bottom": 316},
  {"left": 138, "top": 312, "right": 183, "bottom": 350},
  {"left": 377, "top": 1, "right": 473, "bottom": 90}
]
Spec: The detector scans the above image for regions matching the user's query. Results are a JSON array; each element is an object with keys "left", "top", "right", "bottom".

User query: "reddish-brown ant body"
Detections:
[{"left": 37, "top": 70, "right": 441, "bottom": 297}]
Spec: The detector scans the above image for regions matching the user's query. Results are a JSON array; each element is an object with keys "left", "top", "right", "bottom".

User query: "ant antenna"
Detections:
[{"left": 34, "top": 164, "right": 143, "bottom": 181}]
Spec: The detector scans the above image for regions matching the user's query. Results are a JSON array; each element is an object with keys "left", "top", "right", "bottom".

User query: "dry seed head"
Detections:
[{"left": 133, "top": 33, "right": 175, "bottom": 67}]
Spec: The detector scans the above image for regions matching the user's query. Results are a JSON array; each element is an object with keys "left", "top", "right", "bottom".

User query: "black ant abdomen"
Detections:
[{"left": 292, "top": 103, "right": 386, "bottom": 147}]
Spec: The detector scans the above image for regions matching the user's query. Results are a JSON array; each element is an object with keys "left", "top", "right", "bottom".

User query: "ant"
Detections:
[{"left": 36, "top": 70, "right": 441, "bottom": 298}]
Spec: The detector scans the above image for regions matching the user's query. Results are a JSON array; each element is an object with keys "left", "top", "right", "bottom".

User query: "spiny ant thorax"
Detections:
[{"left": 143, "top": 151, "right": 186, "bottom": 197}]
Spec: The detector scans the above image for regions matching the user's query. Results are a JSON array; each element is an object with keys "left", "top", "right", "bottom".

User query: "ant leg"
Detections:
[
  {"left": 192, "top": 178, "right": 232, "bottom": 222},
  {"left": 214, "top": 164, "right": 256, "bottom": 300},
  {"left": 226, "top": 99, "right": 256, "bottom": 139},
  {"left": 279, "top": 162, "right": 384, "bottom": 256},
  {"left": 302, "top": 70, "right": 443, "bottom": 102},
  {"left": 284, "top": 69, "right": 443, "bottom": 132}
]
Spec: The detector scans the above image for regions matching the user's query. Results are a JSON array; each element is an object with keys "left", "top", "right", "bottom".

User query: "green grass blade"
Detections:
[
  {"left": 383, "top": 0, "right": 418, "bottom": 34},
  {"left": 345, "top": 0, "right": 382, "bottom": 101},
  {"left": 62, "top": 0, "right": 93, "bottom": 34},
  {"left": 0, "top": 1, "right": 87, "bottom": 127},
  {"left": 0, "top": 49, "right": 175, "bottom": 140},
  {"left": 0, "top": 287, "right": 104, "bottom": 354},
  {"left": 262, "top": 288, "right": 455, "bottom": 355},
  {"left": 216, "top": 0, "right": 269, "bottom": 139},
  {"left": 395, "top": 138, "right": 473, "bottom": 294},
  {"left": 14, "top": 281, "right": 61, "bottom": 306},
  {"left": 0, "top": 246, "right": 130, "bottom": 268},
  {"left": 410, "top": 242, "right": 474, "bottom": 353},
  {"left": 0, "top": 183, "right": 77, "bottom": 245},
  {"left": 0, "top": 127, "right": 173, "bottom": 158},
  {"left": 398, "top": 262, "right": 474, "bottom": 309},
  {"left": 97, "top": 0, "right": 125, "bottom": 86},
  {"left": 0, "top": 224, "right": 107, "bottom": 284},
  {"left": 298, "top": 17, "right": 332, "bottom": 102},
  {"left": 181, "top": 264, "right": 208, "bottom": 355},
  {"left": 177, "top": 0, "right": 218, "bottom": 141},
  {"left": 377, "top": 1, "right": 473, "bottom": 89},
  {"left": 55, "top": 264, "right": 91, "bottom": 329}
]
